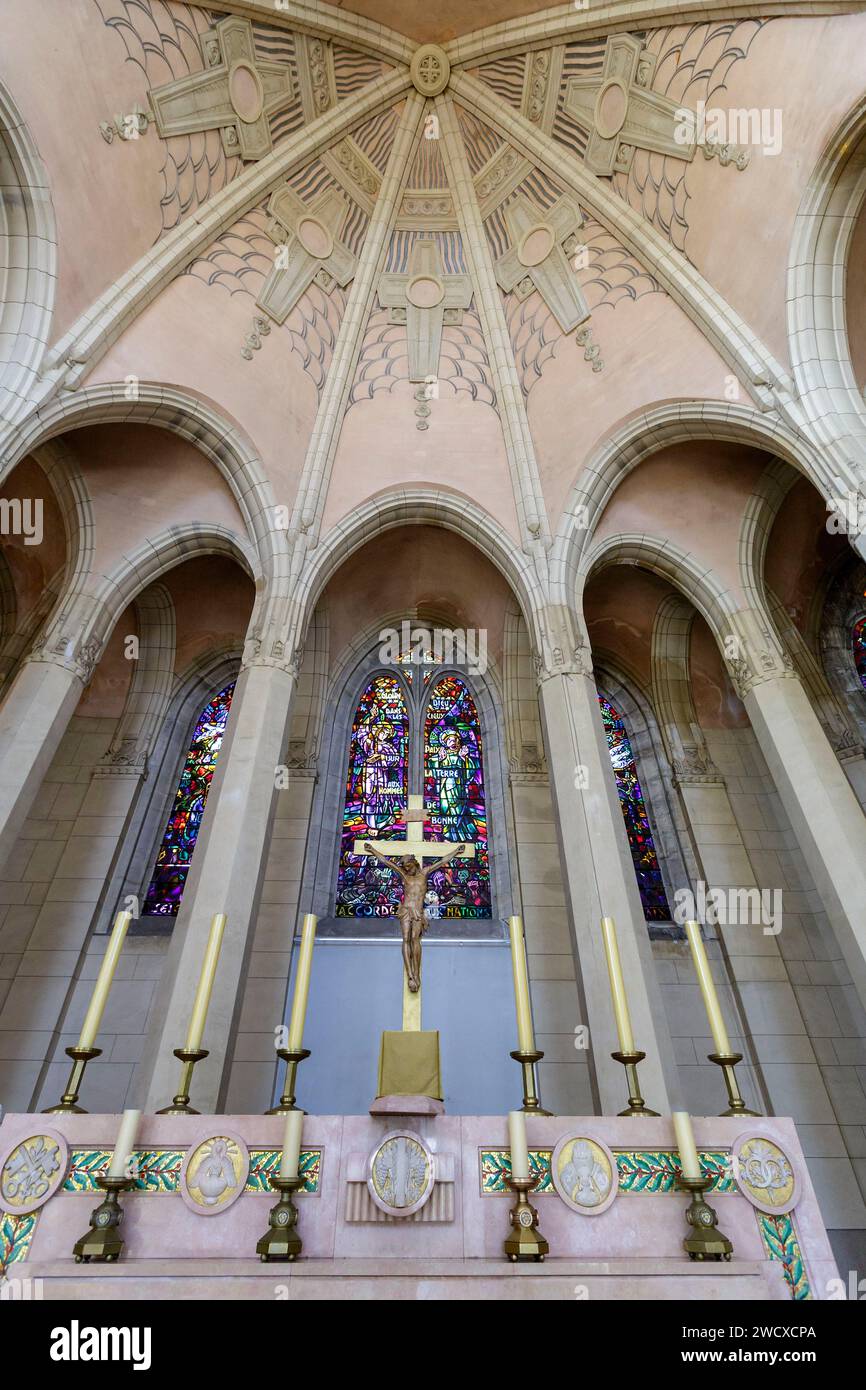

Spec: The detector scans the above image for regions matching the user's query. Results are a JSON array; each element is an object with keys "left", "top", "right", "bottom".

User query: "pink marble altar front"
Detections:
[{"left": 0, "top": 1112, "right": 838, "bottom": 1300}]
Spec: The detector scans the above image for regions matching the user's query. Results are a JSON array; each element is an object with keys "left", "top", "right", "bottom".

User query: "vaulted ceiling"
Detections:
[{"left": 3, "top": 0, "right": 866, "bottom": 558}]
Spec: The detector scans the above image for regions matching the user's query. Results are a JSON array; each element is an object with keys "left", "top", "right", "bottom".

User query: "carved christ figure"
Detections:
[{"left": 363, "top": 841, "right": 466, "bottom": 992}]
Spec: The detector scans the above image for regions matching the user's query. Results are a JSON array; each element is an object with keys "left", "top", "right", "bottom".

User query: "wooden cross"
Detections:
[{"left": 354, "top": 795, "right": 475, "bottom": 1030}]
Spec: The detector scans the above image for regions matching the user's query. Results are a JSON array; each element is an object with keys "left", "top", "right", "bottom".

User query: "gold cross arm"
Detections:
[{"left": 353, "top": 794, "right": 475, "bottom": 859}]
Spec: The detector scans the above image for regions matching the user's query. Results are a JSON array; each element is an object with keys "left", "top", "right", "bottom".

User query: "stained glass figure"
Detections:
[
  {"left": 423, "top": 676, "right": 491, "bottom": 918},
  {"left": 599, "top": 694, "right": 671, "bottom": 922},
  {"left": 855, "top": 616, "right": 866, "bottom": 691},
  {"left": 143, "top": 683, "right": 235, "bottom": 916},
  {"left": 335, "top": 675, "right": 409, "bottom": 917}
]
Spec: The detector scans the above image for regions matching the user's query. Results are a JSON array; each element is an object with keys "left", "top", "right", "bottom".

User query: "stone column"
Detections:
[
  {"left": 0, "top": 654, "right": 90, "bottom": 874},
  {"left": 140, "top": 655, "right": 298, "bottom": 1112},
  {"left": 535, "top": 611, "right": 677, "bottom": 1113},
  {"left": 743, "top": 669, "right": 866, "bottom": 1009}
]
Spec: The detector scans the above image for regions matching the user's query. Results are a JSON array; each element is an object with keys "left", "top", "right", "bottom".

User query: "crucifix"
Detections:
[{"left": 355, "top": 795, "right": 473, "bottom": 1030}]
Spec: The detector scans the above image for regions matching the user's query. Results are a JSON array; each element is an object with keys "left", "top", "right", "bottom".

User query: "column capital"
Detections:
[
  {"left": 723, "top": 608, "right": 795, "bottom": 700},
  {"left": 242, "top": 630, "right": 303, "bottom": 679},
  {"left": 532, "top": 602, "right": 594, "bottom": 684},
  {"left": 671, "top": 745, "right": 726, "bottom": 789},
  {"left": 28, "top": 628, "right": 103, "bottom": 685}
]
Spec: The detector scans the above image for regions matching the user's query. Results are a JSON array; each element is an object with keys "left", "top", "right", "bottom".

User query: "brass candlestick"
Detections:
[
  {"left": 256, "top": 1174, "right": 304, "bottom": 1261},
  {"left": 266, "top": 1047, "right": 311, "bottom": 1114},
  {"left": 156, "top": 1047, "right": 208, "bottom": 1115},
  {"left": 73, "top": 1175, "right": 135, "bottom": 1263},
  {"left": 708, "top": 1052, "right": 760, "bottom": 1116},
  {"left": 510, "top": 1049, "right": 552, "bottom": 1115},
  {"left": 503, "top": 1173, "right": 549, "bottom": 1262},
  {"left": 43, "top": 1045, "right": 102, "bottom": 1113},
  {"left": 677, "top": 1175, "right": 733, "bottom": 1261},
  {"left": 611, "top": 1049, "right": 659, "bottom": 1116}
]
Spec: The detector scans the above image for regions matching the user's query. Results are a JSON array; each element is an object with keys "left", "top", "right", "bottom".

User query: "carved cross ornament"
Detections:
[
  {"left": 562, "top": 34, "right": 695, "bottom": 177},
  {"left": 148, "top": 15, "right": 294, "bottom": 162},
  {"left": 258, "top": 187, "right": 357, "bottom": 324},
  {"left": 377, "top": 238, "right": 473, "bottom": 383},
  {"left": 494, "top": 193, "right": 589, "bottom": 333}
]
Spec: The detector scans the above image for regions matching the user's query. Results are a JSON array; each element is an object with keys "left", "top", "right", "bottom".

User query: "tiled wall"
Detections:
[
  {"left": 0, "top": 713, "right": 170, "bottom": 1112},
  {"left": 654, "top": 724, "right": 866, "bottom": 1244},
  {"left": 511, "top": 773, "right": 593, "bottom": 1116}
]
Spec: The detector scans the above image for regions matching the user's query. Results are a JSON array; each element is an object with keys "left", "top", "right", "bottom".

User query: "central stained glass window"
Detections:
[
  {"left": 599, "top": 694, "right": 671, "bottom": 922},
  {"left": 335, "top": 670, "right": 491, "bottom": 918},
  {"left": 855, "top": 616, "right": 866, "bottom": 691},
  {"left": 143, "top": 682, "right": 235, "bottom": 916}
]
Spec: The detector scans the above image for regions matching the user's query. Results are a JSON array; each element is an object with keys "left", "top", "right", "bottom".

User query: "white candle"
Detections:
[
  {"left": 508, "top": 1109, "right": 530, "bottom": 1180},
  {"left": 508, "top": 916, "right": 535, "bottom": 1053},
  {"left": 684, "top": 920, "right": 732, "bottom": 1056},
  {"left": 279, "top": 1110, "right": 303, "bottom": 1180},
  {"left": 600, "top": 916, "right": 636, "bottom": 1054},
  {"left": 673, "top": 1110, "right": 702, "bottom": 1181},
  {"left": 287, "top": 914, "right": 317, "bottom": 1052},
  {"left": 108, "top": 1109, "right": 141, "bottom": 1179},
  {"left": 184, "top": 913, "right": 227, "bottom": 1052},
  {"left": 77, "top": 911, "right": 132, "bottom": 1050}
]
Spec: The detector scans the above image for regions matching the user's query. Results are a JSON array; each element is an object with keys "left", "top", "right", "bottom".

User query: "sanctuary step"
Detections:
[
  {"left": 20, "top": 1256, "right": 788, "bottom": 1301},
  {"left": 0, "top": 1112, "right": 838, "bottom": 1302}
]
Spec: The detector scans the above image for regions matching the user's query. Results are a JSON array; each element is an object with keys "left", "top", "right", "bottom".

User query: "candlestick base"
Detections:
[
  {"left": 266, "top": 1047, "right": 311, "bottom": 1114},
  {"left": 677, "top": 1175, "right": 734, "bottom": 1261},
  {"left": 503, "top": 1174, "right": 549, "bottom": 1262},
  {"left": 156, "top": 1047, "right": 209, "bottom": 1114},
  {"left": 43, "top": 1045, "right": 103, "bottom": 1113},
  {"left": 611, "top": 1049, "right": 659, "bottom": 1116},
  {"left": 256, "top": 1175, "right": 304, "bottom": 1261},
  {"left": 708, "top": 1052, "right": 761, "bottom": 1117},
  {"left": 509, "top": 1049, "right": 553, "bottom": 1115},
  {"left": 73, "top": 1175, "right": 135, "bottom": 1263}
]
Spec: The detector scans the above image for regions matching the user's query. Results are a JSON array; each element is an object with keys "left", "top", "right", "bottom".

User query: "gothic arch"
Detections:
[
  {"left": 550, "top": 402, "right": 827, "bottom": 612},
  {"left": 292, "top": 489, "right": 547, "bottom": 657},
  {"left": 787, "top": 92, "right": 866, "bottom": 465},
  {"left": 302, "top": 634, "right": 515, "bottom": 933},
  {"left": 0, "top": 78, "right": 56, "bottom": 427},
  {"left": 1, "top": 384, "right": 287, "bottom": 588}
]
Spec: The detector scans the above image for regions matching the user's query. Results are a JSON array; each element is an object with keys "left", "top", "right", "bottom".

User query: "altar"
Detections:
[{"left": 0, "top": 1110, "right": 838, "bottom": 1301}]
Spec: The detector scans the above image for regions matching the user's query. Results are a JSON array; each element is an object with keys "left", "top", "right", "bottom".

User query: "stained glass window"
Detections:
[
  {"left": 335, "top": 675, "right": 409, "bottom": 917},
  {"left": 855, "top": 617, "right": 866, "bottom": 691},
  {"left": 335, "top": 670, "right": 492, "bottom": 919},
  {"left": 423, "top": 676, "right": 491, "bottom": 918},
  {"left": 599, "top": 694, "right": 671, "bottom": 923},
  {"left": 143, "top": 683, "right": 235, "bottom": 916}
]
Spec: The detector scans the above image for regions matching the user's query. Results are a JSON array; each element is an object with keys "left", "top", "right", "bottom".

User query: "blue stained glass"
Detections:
[
  {"left": 599, "top": 694, "right": 671, "bottom": 923},
  {"left": 855, "top": 616, "right": 866, "bottom": 691},
  {"left": 143, "top": 683, "right": 235, "bottom": 916},
  {"left": 335, "top": 675, "right": 409, "bottom": 917},
  {"left": 423, "top": 675, "right": 491, "bottom": 919}
]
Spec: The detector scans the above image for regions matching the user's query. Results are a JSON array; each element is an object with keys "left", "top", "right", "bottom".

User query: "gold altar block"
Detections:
[{"left": 377, "top": 1029, "right": 442, "bottom": 1101}]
